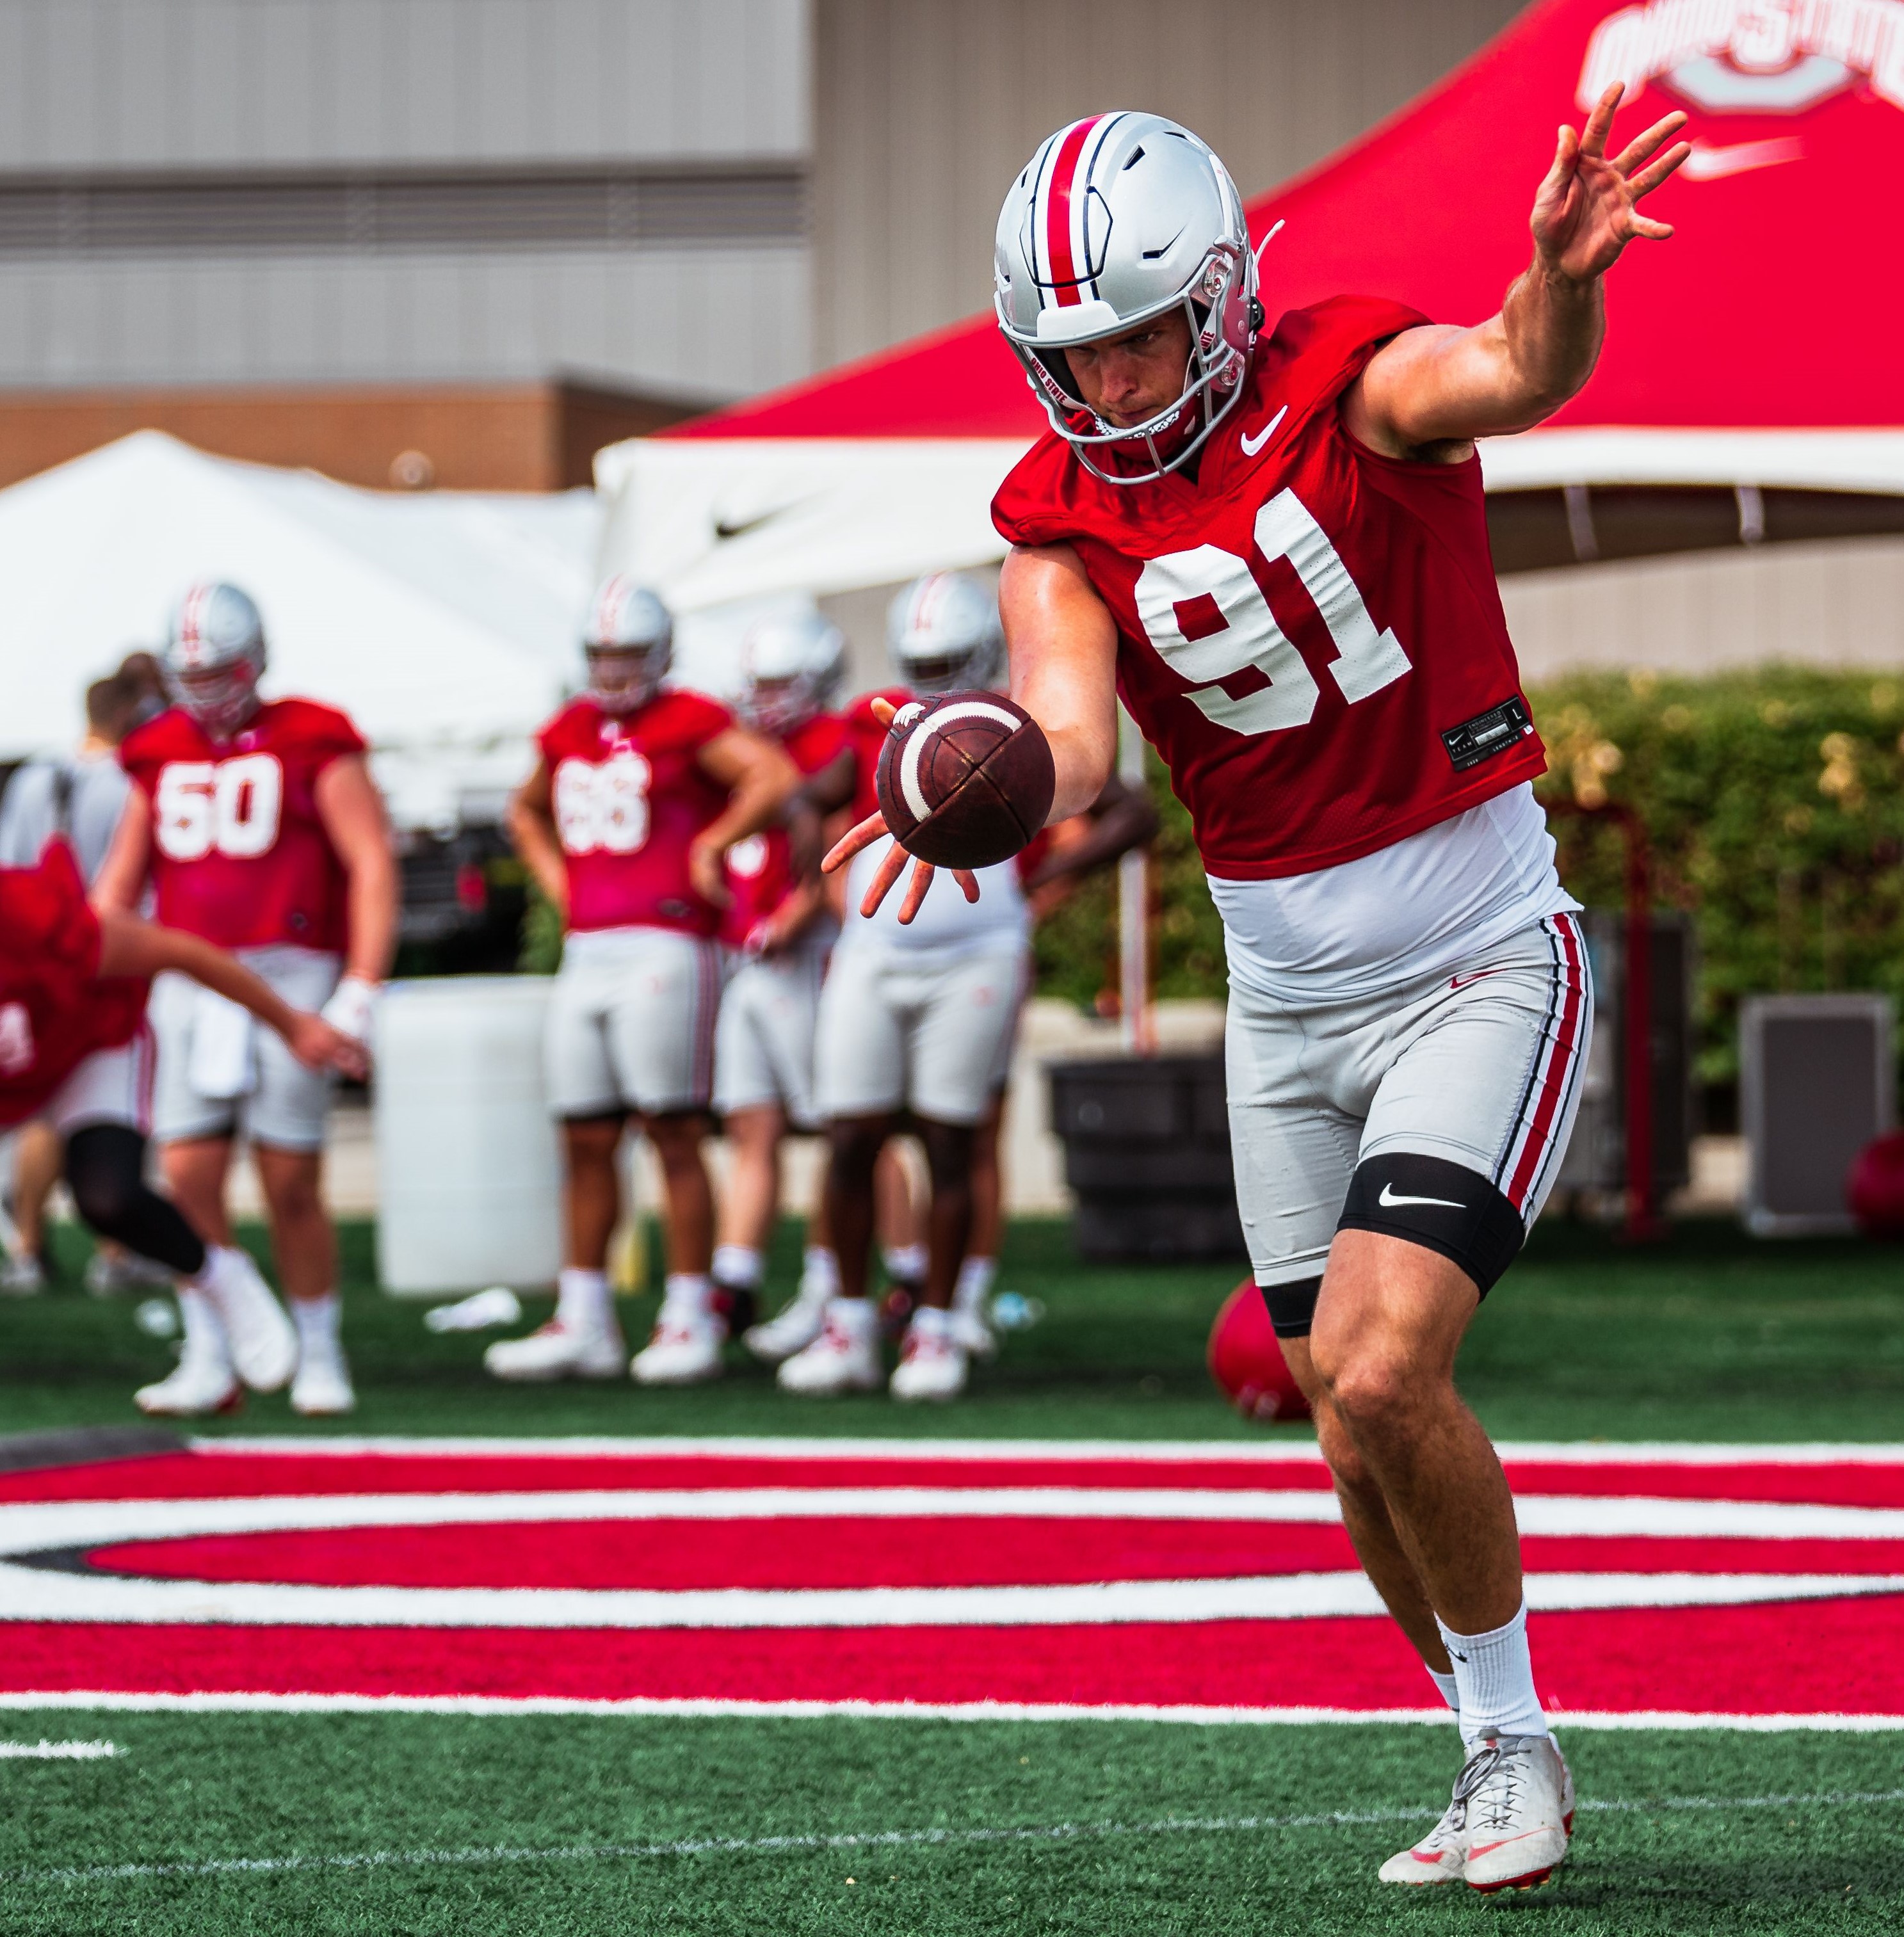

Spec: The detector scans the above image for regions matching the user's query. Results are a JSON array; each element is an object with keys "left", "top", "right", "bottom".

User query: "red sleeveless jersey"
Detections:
[
  {"left": 841, "top": 689, "right": 914, "bottom": 821},
  {"left": 0, "top": 842, "right": 149, "bottom": 1129},
  {"left": 538, "top": 689, "right": 734, "bottom": 938},
  {"left": 120, "top": 698, "right": 366, "bottom": 950},
  {"left": 720, "top": 709, "right": 848, "bottom": 949},
  {"left": 991, "top": 296, "right": 1546, "bottom": 881}
]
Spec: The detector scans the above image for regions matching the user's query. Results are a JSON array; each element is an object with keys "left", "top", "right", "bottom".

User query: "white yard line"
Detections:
[
  {"left": 13, "top": 1785, "right": 1904, "bottom": 1888},
  {"left": 0, "top": 1739, "right": 117, "bottom": 1760},
  {"left": 2, "top": 1690, "right": 1903, "bottom": 1730}
]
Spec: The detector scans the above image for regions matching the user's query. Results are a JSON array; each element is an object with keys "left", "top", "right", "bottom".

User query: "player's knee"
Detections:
[
  {"left": 827, "top": 1114, "right": 887, "bottom": 1175},
  {"left": 1317, "top": 1342, "right": 1429, "bottom": 1440},
  {"left": 916, "top": 1117, "right": 975, "bottom": 1188}
]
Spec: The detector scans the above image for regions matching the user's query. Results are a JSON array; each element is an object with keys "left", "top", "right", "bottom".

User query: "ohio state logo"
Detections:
[{"left": 1581, "top": 0, "right": 1904, "bottom": 116}]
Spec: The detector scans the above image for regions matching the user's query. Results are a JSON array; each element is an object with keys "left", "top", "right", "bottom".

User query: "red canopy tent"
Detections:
[{"left": 598, "top": 0, "right": 1904, "bottom": 604}]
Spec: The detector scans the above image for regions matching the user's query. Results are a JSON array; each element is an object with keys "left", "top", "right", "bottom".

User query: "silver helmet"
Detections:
[
  {"left": 994, "top": 111, "right": 1261, "bottom": 486},
  {"left": 887, "top": 573, "right": 1004, "bottom": 694},
  {"left": 162, "top": 580, "right": 268, "bottom": 738},
  {"left": 735, "top": 609, "right": 845, "bottom": 735},
  {"left": 582, "top": 576, "right": 672, "bottom": 715}
]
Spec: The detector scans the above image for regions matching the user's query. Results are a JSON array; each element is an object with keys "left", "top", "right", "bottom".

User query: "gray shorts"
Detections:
[
  {"left": 42, "top": 1034, "right": 154, "bottom": 1138},
  {"left": 713, "top": 942, "right": 827, "bottom": 1127},
  {"left": 545, "top": 926, "right": 722, "bottom": 1118},
  {"left": 814, "top": 941, "right": 1029, "bottom": 1127},
  {"left": 1227, "top": 914, "right": 1593, "bottom": 1288},
  {"left": 150, "top": 947, "right": 342, "bottom": 1152}
]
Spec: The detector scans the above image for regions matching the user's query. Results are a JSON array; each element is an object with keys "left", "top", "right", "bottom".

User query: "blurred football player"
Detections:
[
  {"left": 706, "top": 609, "right": 851, "bottom": 1351},
  {"left": 489, "top": 581, "right": 798, "bottom": 1387},
  {"left": 836, "top": 95, "right": 1688, "bottom": 1886},
  {"left": 96, "top": 583, "right": 395, "bottom": 1415},
  {"left": 1, "top": 840, "right": 364, "bottom": 1410}
]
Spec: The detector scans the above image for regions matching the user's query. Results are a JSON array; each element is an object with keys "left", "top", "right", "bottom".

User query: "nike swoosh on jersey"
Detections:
[
  {"left": 1681, "top": 138, "right": 1803, "bottom": 182},
  {"left": 1378, "top": 1183, "right": 1464, "bottom": 1210},
  {"left": 1239, "top": 404, "right": 1288, "bottom": 457}
]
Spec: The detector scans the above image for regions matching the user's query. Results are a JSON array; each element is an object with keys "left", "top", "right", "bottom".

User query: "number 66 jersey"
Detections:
[
  {"left": 119, "top": 697, "right": 364, "bottom": 951},
  {"left": 991, "top": 295, "right": 1547, "bottom": 883}
]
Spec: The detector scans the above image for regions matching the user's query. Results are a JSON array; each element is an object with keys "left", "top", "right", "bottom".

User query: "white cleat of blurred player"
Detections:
[
  {"left": 136, "top": 1306, "right": 241, "bottom": 1418},
  {"left": 946, "top": 1302, "right": 997, "bottom": 1362},
  {"left": 1457, "top": 1730, "right": 1572, "bottom": 1893},
  {"left": 777, "top": 1297, "right": 883, "bottom": 1394},
  {"left": 889, "top": 1305, "right": 969, "bottom": 1403},
  {"left": 485, "top": 1317, "right": 626, "bottom": 1383},
  {"left": 290, "top": 1338, "right": 357, "bottom": 1416},
  {"left": 200, "top": 1245, "right": 298, "bottom": 1393},
  {"left": 631, "top": 1290, "right": 727, "bottom": 1386},
  {"left": 1381, "top": 1730, "right": 1573, "bottom": 1888},
  {"left": 743, "top": 1286, "right": 830, "bottom": 1364}
]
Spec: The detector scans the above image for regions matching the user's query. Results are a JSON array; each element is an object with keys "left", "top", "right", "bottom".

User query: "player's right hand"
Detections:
[
  {"left": 821, "top": 812, "right": 981, "bottom": 925},
  {"left": 287, "top": 1012, "right": 370, "bottom": 1081}
]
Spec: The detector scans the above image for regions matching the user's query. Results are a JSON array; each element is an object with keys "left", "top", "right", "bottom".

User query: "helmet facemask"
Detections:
[
  {"left": 162, "top": 581, "right": 268, "bottom": 740},
  {"left": 166, "top": 654, "right": 264, "bottom": 741},
  {"left": 585, "top": 643, "right": 668, "bottom": 717}
]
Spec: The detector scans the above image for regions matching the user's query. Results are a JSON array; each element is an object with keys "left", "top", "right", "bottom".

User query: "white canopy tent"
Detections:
[{"left": 0, "top": 433, "right": 602, "bottom": 832}]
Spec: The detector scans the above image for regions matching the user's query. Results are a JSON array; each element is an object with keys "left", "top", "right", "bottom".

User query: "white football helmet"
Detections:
[
  {"left": 735, "top": 610, "right": 845, "bottom": 735},
  {"left": 162, "top": 581, "right": 267, "bottom": 739},
  {"left": 583, "top": 577, "right": 672, "bottom": 715},
  {"left": 888, "top": 573, "right": 1004, "bottom": 694},
  {"left": 995, "top": 111, "right": 1261, "bottom": 485}
]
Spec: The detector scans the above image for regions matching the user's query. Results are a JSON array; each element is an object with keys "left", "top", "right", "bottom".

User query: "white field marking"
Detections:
[
  {"left": 4, "top": 1691, "right": 1904, "bottom": 1731},
  {"left": 14, "top": 1786, "right": 1904, "bottom": 1890},
  {"left": 0, "top": 1739, "right": 118, "bottom": 1760},
  {"left": 6, "top": 1566, "right": 1900, "bottom": 1630},
  {"left": 190, "top": 1434, "right": 1904, "bottom": 1465}
]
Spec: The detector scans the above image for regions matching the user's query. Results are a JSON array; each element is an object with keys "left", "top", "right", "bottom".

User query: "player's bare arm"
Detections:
[
  {"left": 89, "top": 782, "right": 153, "bottom": 914},
  {"left": 95, "top": 909, "right": 366, "bottom": 1081},
  {"left": 691, "top": 726, "right": 801, "bottom": 907},
  {"left": 313, "top": 753, "right": 398, "bottom": 988},
  {"left": 1346, "top": 83, "right": 1690, "bottom": 458},
  {"left": 505, "top": 758, "right": 570, "bottom": 919}
]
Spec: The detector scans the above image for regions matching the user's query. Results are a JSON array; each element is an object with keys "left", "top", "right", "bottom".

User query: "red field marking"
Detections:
[{"left": 84, "top": 1523, "right": 1904, "bottom": 1594}]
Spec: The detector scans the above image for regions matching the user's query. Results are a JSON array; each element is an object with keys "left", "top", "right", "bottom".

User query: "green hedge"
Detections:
[{"left": 1033, "top": 670, "right": 1904, "bottom": 1086}]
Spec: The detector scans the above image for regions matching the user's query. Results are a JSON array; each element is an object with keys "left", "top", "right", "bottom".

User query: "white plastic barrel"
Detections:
[{"left": 374, "top": 976, "right": 561, "bottom": 1295}]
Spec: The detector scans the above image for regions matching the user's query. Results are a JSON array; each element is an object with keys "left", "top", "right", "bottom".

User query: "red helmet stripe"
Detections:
[{"left": 1044, "top": 115, "right": 1104, "bottom": 308}]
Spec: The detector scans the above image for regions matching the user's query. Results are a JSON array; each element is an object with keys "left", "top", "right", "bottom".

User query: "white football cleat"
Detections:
[
  {"left": 631, "top": 1306, "right": 727, "bottom": 1386},
  {"left": 1377, "top": 1791, "right": 1470, "bottom": 1887},
  {"left": 946, "top": 1303, "right": 997, "bottom": 1361},
  {"left": 1458, "top": 1730, "right": 1572, "bottom": 1893},
  {"left": 485, "top": 1319, "right": 626, "bottom": 1383},
  {"left": 200, "top": 1246, "right": 297, "bottom": 1393},
  {"left": 889, "top": 1306, "right": 969, "bottom": 1403},
  {"left": 777, "top": 1298, "right": 883, "bottom": 1394},
  {"left": 136, "top": 1335, "right": 241, "bottom": 1418},
  {"left": 743, "top": 1288, "right": 830, "bottom": 1364},
  {"left": 290, "top": 1338, "right": 357, "bottom": 1417},
  {"left": 85, "top": 1247, "right": 174, "bottom": 1297},
  {"left": 0, "top": 1251, "right": 45, "bottom": 1296}
]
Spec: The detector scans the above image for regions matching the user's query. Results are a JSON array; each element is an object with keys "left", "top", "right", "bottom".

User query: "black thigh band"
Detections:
[
  {"left": 1337, "top": 1151, "right": 1525, "bottom": 1299},
  {"left": 1258, "top": 1275, "right": 1321, "bottom": 1340}
]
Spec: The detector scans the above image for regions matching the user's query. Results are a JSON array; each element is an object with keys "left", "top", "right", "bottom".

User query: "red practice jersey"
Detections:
[
  {"left": 841, "top": 689, "right": 914, "bottom": 822},
  {"left": 0, "top": 842, "right": 149, "bottom": 1129},
  {"left": 992, "top": 297, "right": 1546, "bottom": 881},
  {"left": 120, "top": 698, "right": 365, "bottom": 951},
  {"left": 538, "top": 689, "right": 734, "bottom": 938},
  {"left": 720, "top": 709, "right": 849, "bottom": 949}
]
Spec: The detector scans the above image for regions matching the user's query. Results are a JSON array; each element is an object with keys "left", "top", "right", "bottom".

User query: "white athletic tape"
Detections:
[
  {"left": 897, "top": 700, "right": 1024, "bottom": 826},
  {"left": 13, "top": 1787, "right": 1904, "bottom": 1889}
]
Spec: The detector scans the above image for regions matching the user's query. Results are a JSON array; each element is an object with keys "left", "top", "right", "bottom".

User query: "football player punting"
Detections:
[
  {"left": 488, "top": 581, "right": 798, "bottom": 1388},
  {"left": 707, "top": 610, "right": 853, "bottom": 1356},
  {"left": 1, "top": 841, "right": 365, "bottom": 1413},
  {"left": 837, "top": 95, "right": 1688, "bottom": 1886},
  {"left": 779, "top": 573, "right": 1035, "bottom": 1402},
  {"left": 97, "top": 583, "right": 396, "bottom": 1417}
]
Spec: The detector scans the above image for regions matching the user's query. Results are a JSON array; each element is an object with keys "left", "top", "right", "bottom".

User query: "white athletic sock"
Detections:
[
  {"left": 661, "top": 1272, "right": 714, "bottom": 1319},
  {"left": 175, "top": 1285, "right": 232, "bottom": 1372},
  {"left": 953, "top": 1255, "right": 996, "bottom": 1316},
  {"left": 711, "top": 1244, "right": 764, "bottom": 1289},
  {"left": 291, "top": 1291, "right": 342, "bottom": 1354},
  {"left": 556, "top": 1267, "right": 611, "bottom": 1335},
  {"left": 882, "top": 1242, "right": 927, "bottom": 1283},
  {"left": 800, "top": 1246, "right": 841, "bottom": 1302},
  {"left": 1437, "top": 1601, "right": 1546, "bottom": 1748},
  {"left": 1426, "top": 1664, "right": 1461, "bottom": 1720}
]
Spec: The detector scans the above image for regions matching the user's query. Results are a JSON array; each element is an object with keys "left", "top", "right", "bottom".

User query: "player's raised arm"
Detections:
[{"left": 1346, "top": 83, "right": 1691, "bottom": 455}]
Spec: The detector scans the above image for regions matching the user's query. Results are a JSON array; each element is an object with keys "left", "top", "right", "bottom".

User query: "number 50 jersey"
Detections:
[
  {"left": 991, "top": 296, "right": 1547, "bottom": 882},
  {"left": 120, "top": 698, "right": 365, "bottom": 951}
]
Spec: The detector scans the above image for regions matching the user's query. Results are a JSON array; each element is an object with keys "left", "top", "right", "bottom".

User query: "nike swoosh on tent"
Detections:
[{"left": 1681, "top": 139, "right": 1804, "bottom": 183}]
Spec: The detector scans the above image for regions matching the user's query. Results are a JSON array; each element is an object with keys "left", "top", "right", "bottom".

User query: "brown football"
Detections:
[{"left": 875, "top": 691, "right": 1056, "bottom": 869}]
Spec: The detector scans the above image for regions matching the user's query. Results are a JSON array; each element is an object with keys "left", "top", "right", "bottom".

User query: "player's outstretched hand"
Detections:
[
  {"left": 821, "top": 810, "right": 981, "bottom": 924},
  {"left": 287, "top": 1011, "right": 370, "bottom": 1082},
  {"left": 1533, "top": 82, "right": 1690, "bottom": 281}
]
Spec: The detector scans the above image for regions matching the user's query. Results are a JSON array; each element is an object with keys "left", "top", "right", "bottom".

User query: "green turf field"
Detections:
[
  {"left": 3, "top": 1214, "right": 1902, "bottom": 1442},
  {"left": 3, "top": 1710, "right": 1900, "bottom": 1934}
]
